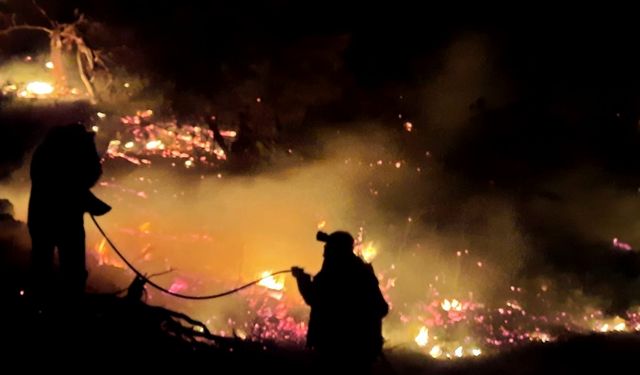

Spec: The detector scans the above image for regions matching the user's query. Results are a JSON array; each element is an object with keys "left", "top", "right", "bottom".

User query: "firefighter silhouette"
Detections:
[
  {"left": 292, "top": 230, "right": 389, "bottom": 371},
  {"left": 28, "top": 123, "right": 110, "bottom": 299}
]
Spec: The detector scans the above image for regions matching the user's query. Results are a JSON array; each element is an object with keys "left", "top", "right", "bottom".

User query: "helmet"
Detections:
[{"left": 316, "top": 230, "right": 354, "bottom": 254}]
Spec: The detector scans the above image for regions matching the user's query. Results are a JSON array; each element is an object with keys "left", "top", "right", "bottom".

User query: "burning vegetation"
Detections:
[{"left": 1, "top": 1, "right": 640, "bottom": 370}]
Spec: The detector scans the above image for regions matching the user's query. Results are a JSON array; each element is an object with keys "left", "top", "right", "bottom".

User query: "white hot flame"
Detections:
[
  {"left": 429, "top": 345, "right": 443, "bottom": 358},
  {"left": 454, "top": 346, "right": 464, "bottom": 358},
  {"left": 258, "top": 271, "right": 285, "bottom": 291},
  {"left": 26, "top": 81, "right": 54, "bottom": 95},
  {"left": 415, "top": 326, "right": 429, "bottom": 347}
]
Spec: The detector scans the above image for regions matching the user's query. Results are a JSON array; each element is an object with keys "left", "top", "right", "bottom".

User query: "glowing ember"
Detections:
[
  {"left": 471, "top": 348, "right": 482, "bottom": 357},
  {"left": 106, "top": 111, "right": 234, "bottom": 168},
  {"left": 137, "top": 109, "right": 154, "bottom": 118},
  {"left": 220, "top": 130, "right": 237, "bottom": 137},
  {"left": 404, "top": 121, "right": 413, "bottom": 132},
  {"left": 44, "top": 61, "right": 54, "bottom": 69},
  {"left": 257, "top": 271, "right": 285, "bottom": 291},
  {"left": 527, "top": 331, "right": 551, "bottom": 342},
  {"left": 169, "top": 279, "right": 189, "bottom": 293},
  {"left": 613, "top": 237, "right": 633, "bottom": 251},
  {"left": 415, "top": 326, "right": 429, "bottom": 347}
]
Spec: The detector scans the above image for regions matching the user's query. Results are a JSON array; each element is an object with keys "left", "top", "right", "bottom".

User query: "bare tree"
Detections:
[{"left": 0, "top": 1, "right": 110, "bottom": 103}]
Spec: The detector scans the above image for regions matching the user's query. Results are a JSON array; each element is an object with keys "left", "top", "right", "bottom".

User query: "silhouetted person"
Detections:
[
  {"left": 0, "top": 198, "right": 22, "bottom": 251},
  {"left": 0, "top": 198, "right": 28, "bottom": 297},
  {"left": 28, "top": 124, "right": 110, "bottom": 301},
  {"left": 292, "top": 231, "right": 389, "bottom": 373},
  {"left": 0, "top": 199, "right": 17, "bottom": 223}
]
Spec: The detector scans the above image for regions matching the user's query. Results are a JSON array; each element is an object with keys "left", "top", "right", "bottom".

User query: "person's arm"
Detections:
[
  {"left": 291, "top": 266, "right": 315, "bottom": 306},
  {"left": 81, "top": 131, "right": 103, "bottom": 189},
  {"left": 374, "top": 284, "right": 389, "bottom": 318},
  {"left": 85, "top": 191, "right": 111, "bottom": 216},
  {"left": 366, "top": 263, "right": 389, "bottom": 318}
]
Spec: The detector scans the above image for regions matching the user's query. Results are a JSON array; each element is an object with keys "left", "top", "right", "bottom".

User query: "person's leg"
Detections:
[
  {"left": 30, "top": 232, "right": 55, "bottom": 301},
  {"left": 58, "top": 225, "right": 87, "bottom": 299}
]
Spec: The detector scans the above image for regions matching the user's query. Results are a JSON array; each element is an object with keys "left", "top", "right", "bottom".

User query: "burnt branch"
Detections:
[
  {"left": 31, "top": 0, "right": 54, "bottom": 28},
  {"left": 0, "top": 24, "right": 52, "bottom": 36}
]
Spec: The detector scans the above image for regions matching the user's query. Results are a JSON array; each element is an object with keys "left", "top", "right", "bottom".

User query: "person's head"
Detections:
[
  {"left": 45, "top": 122, "right": 95, "bottom": 147},
  {"left": 32, "top": 123, "right": 101, "bottom": 187},
  {"left": 317, "top": 230, "right": 355, "bottom": 260},
  {"left": 38, "top": 123, "right": 97, "bottom": 164}
]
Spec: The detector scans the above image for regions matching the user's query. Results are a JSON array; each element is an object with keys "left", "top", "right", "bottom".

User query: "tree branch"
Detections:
[
  {"left": 0, "top": 24, "right": 52, "bottom": 36},
  {"left": 31, "top": 0, "right": 54, "bottom": 27},
  {"left": 77, "top": 47, "right": 97, "bottom": 103}
]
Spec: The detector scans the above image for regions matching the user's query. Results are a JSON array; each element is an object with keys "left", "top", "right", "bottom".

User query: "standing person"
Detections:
[
  {"left": 28, "top": 123, "right": 110, "bottom": 300},
  {"left": 292, "top": 230, "right": 389, "bottom": 373}
]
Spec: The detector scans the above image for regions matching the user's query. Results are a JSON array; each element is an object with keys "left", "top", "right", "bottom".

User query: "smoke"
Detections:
[
  {"left": 525, "top": 167, "right": 640, "bottom": 246},
  {"left": 0, "top": 115, "right": 534, "bottom": 340},
  {"left": 420, "top": 34, "right": 512, "bottom": 143},
  {"left": 87, "top": 123, "right": 535, "bottom": 338},
  {"left": 1, "top": 26, "right": 640, "bottom": 351}
]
